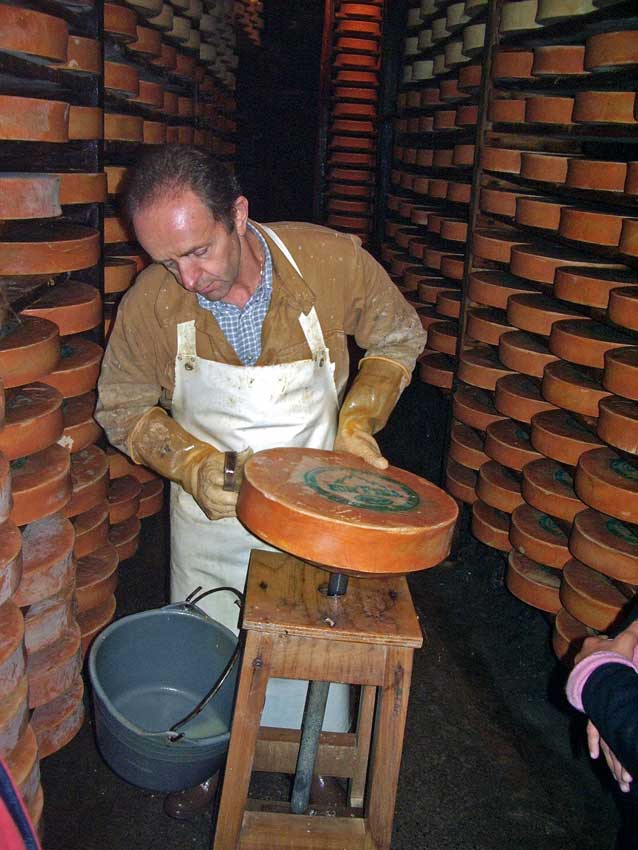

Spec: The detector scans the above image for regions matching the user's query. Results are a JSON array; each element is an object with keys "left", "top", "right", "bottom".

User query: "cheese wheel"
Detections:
[
  {"left": 172, "top": 51, "right": 195, "bottom": 77},
  {"left": 570, "top": 508, "right": 638, "bottom": 584},
  {"left": 104, "top": 258, "right": 137, "bottom": 295},
  {"left": 510, "top": 504, "right": 571, "bottom": 569},
  {"left": 147, "top": 2, "right": 174, "bottom": 28},
  {"left": 56, "top": 172, "right": 107, "bottom": 206},
  {"left": 107, "top": 475, "right": 141, "bottom": 523},
  {"left": 552, "top": 607, "right": 594, "bottom": 664},
  {"left": 492, "top": 49, "right": 534, "bottom": 81},
  {"left": 607, "top": 286, "right": 638, "bottom": 331},
  {"left": 21, "top": 281, "right": 101, "bottom": 335},
  {"left": 417, "top": 277, "right": 455, "bottom": 304},
  {"left": 506, "top": 293, "right": 582, "bottom": 337},
  {"left": 104, "top": 113, "right": 144, "bottom": 142},
  {"left": 565, "top": 159, "right": 628, "bottom": 193},
  {"left": 458, "top": 345, "right": 515, "bottom": 391},
  {"left": 439, "top": 79, "right": 469, "bottom": 102},
  {"left": 0, "top": 676, "right": 28, "bottom": 759},
  {"left": 515, "top": 196, "right": 567, "bottom": 231},
  {"left": 104, "top": 60, "right": 139, "bottom": 96},
  {"left": 337, "top": 4, "right": 383, "bottom": 21},
  {"left": 445, "top": 457, "right": 478, "bottom": 504},
  {"left": 336, "top": 19, "right": 381, "bottom": 36},
  {"left": 603, "top": 347, "right": 638, "bottom": 401},
  {"left": 136, "top": 478, "right": 164, "bottom": 518},
  {"left": 436, "top": 290, "right": 462, "bottom": 319},
  {"left": 4, "top": 723, "right": 39, "bottom": 807},
  {"left": 506, "top": 550, "right": 561, "bottom": 614},
  {"left": 452, "top": 384, "right": 505, "bottom": 432},
  {"left": 477, "top": 461, "right": 523, "bottom": 513},
  {"left": 560, "top": 558, "right": 632, "bottom": 631},
  {"left": 414, "top": 305, "right": 445, "bottom": 332},
  {"left": 133, "top": 80, "right": 164, "bottom": 109},
  {"left": 473, "top": 228, "right": 526, "bottom": 264},
  {"left": 63, "top": 446, "right": 108, "bottom": 519},
  {"left": 0, "top": 522, "right": 22, "bottom": 607},
  {"left": 522, "top": 458, "right": 586, "bottom": 522},
  {"left": 60, "top": 392, "right": 100, "bottom": 455},
  {"left": 0, "top": 4, "right": 68, "bottom": 63},
  {"left": 40, "top": 337, "right": 103, "bottom": 399},
  {"left": 480, "top": 186, "right": 526, "bottom": 218},
  {"left": 489, "top": 97, "right": 527, "bottom": 124},
  {"left": 68, "top": 105, "right": 103, "bottom": 140},
  {"left": 532, "top": 44, "right": 585, "bottom": 76},
  {"left": 573, "top": 90, "right": 637, "bottom": 125},
  {"left": 471, "top": 499, "right": 510, "bottom": 550},
  {"left": 484, "top": 418, "right": 541, "bottom": 471},
  {"left": 449, "top": 421, "right": 488, "bottom": 470},
  {"left": 597, "top": 396, "right": 638, "bottom": 454},
  {"left": 509, "top": 244, "right": 622, "bottom": 286},
  {"left": 520, "top": 152, "right": 571, "bottom": 185},
  {"left": 440, "top": 219, "right": 468, "bottom": 243},
  {"left": 239, "top": 447, "right": 458, "bottom": 574},
  {"left": 104, "top": 214, "right": 134, "bottom": 244},
  {"left": 549, "top": 319, "right": 634, "bottom": 370},
  {"left": 481, "top": 147, "right": 522, "bottom": 175},
  {"left": 499, "top": 330, "right": 558, "bottom": 378},
  {"left": 27, "top": 622, "right": 82, "bottom": 708},
  {"left": 108, "top": 515, "right": 141, "bottom": 562},
  {"left": 0, "top": 174, "right": 61, "bottom": 220},
  {"left": 427, "top": 320, "right": 458, "bottom": 356},
  {"left": 626, "top": 163, "right": 638, "bottom": 196},
  {"left": 78, "top": 594, "right": 117, "bottom": 656},
  {"left": 525, "top": 95, "right": 574, "bottom": 125},
  {"left": 31, "top": 675, "right": 84, "bottom": 758},
  {"left": 554, "top": 267, "right": 638, "bottom": 309},
  {"left": 458, "top": 62, "right": 482, "bottom": 90},
  {"left": 559, "top": 208, "right": 625, "bottom": 247},
  {"left": 56, "top": 35, "right": 100, "bottom": 74},
  {"left": 620, "top": 219, "right": 638, "bottom": 259},
  {"left": 0, "top": 222, "right": 99, "bottom": 275},
  {"left": 0, "top": 95, "right": 69, "bottom": 142},
  {"left": 72, "top": 501, "right": 109, "bottom": 559},
  {"left": 468, "top": 271, "right": 539, "bottom": 309},
  {"left": 541, "top": 360, "right": 609, "bottom": 418},
  {"left": 0, "top": 318, "right": 59, "bottom": 390},
  {"left": 494, "top": 373, "right": 556, "bottom": 423},
  {"left": 13, "top": 513, "right": 74, "bottom": 607},
  {"left": 103, "top": 2, "right": 138, "bottom": 41},
  {"left": 0, "top": 600, "right": 25, "bottom": 701},
  {"left": 0, "top": 384, "right": 63, "bottom": 461},
  {"left": 585, "top": 30, "right": 638, "bottom": 72},
  {"left": 418, "top": 351, "right": 455, "bottom": 389},
  {"left": 530, "top": 409, "right": 603, "bottom": 466},
  {"left": 24, "top": 581, "right": 75, "bottom": 654},
  {"left": 499, "top": 0, "right": 542, "bottom": 33},
  {"left": 466, "top": 308, "right": 514, "bottom": 346},
  {"left": 75, "top": 543, "right": 118, "bottom": 612},
  {"left": 575, "top": 448, "right": 638, "bottom": 524}
]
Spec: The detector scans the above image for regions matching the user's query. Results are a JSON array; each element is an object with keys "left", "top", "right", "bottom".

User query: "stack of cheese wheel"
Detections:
[
  {"left": 452, "top": 4, "right": 638, "bottom": 666},
  {"left": 324, "top": 0, "right": 384, "bottom": 244},
  {"left": 107, "top": 446, "right": 165, "bottom": 523},
  {"left": 381, "top": 0, "right": 487, "bottom": 404}
]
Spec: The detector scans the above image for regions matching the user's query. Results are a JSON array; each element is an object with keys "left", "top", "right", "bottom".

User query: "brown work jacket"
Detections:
[{"left": 96, "top": 220, "right": 427, "bottom": 453}]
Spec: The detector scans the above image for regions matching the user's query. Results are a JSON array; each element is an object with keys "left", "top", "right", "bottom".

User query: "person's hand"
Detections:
[
  {"left": 334, "top": 427, "right": 387, "bottom": 469},
  {"left": 587, "top": 720, "right": 633, "bottom": 792},
  {"left": 575, "top": 622, "right": 638, "bottom": 666},
  {"left": 195, "top": 448, "right": 253, "bottom": 520}
]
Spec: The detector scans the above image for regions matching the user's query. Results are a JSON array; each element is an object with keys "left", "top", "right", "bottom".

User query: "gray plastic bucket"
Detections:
[{"left": 88, "top": 601, "right": 239, "bottom": 792}]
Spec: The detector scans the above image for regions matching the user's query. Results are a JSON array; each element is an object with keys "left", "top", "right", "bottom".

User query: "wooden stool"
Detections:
[{"left": 213, "top": 549, "right": 423, "bottom": 850}]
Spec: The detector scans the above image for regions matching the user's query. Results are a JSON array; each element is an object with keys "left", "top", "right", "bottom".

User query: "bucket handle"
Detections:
[{"left": 167, "top": 586, "right": 243, "bottom": 742}]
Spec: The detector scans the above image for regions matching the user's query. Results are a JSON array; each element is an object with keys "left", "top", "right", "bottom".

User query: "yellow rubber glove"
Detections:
[
  {"left": 128, "top": 407, "right": 252, "bottom": 520},
  {"left": 334, "top": 357, "right": 409, "bottom": 470}
]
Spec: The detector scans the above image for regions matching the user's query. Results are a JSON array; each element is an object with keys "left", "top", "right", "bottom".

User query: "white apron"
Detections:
[{"left": 170, "top": 227, "right": 350, "bottom": 732}]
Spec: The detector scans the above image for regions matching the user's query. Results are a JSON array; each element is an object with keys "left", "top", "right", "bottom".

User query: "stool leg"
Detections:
[
  {"left": 213, "top": 632, "right": 273, "bottom": 850},
  {"left": 366, "top": 647, "right": 414, "bottom": 850},
  {"left": 349, "top": 685, "right": 376, "bottom": 809}
]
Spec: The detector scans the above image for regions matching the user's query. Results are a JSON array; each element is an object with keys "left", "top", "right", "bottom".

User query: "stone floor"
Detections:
[{"left": 40, "top": 382, "right": 621, "bottom": 849}]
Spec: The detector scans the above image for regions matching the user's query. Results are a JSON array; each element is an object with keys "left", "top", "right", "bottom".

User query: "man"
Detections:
[{"left": 96, "top": 145, "right": 426, "bottom": 815}]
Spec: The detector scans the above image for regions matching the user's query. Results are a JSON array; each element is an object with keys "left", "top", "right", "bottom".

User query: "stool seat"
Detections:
[{"left": 213, "top": 551, "right": 423, "bottom": 850}]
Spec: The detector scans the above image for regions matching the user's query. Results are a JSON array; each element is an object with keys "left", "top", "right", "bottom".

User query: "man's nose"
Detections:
[{"left": 179, "top": 259, "right": 200, "bottom": 290}]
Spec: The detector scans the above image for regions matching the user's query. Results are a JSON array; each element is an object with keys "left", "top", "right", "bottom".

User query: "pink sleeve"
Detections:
[{"left": 566, "top": 651, "right": 638, "bottom": 713}]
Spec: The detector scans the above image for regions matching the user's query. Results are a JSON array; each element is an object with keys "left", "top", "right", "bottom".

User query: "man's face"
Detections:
[{"left": 132, "top": 189, "right": 247, "bottom": 302}]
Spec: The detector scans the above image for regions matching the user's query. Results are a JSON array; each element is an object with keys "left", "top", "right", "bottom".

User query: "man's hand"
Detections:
[
  {"left": 195, "top": 448, "right": 253, "bottom": 520},
  {"left": 587, "top": 720, "right": 633, "bottom": 792},
  {"left": 334, "top": 427, "right": 387, "bottom": 469}
]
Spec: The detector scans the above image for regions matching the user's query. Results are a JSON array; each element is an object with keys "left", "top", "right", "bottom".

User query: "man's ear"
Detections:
[{"left": 233, "top": 196, "right": 249, "bottom": 235}]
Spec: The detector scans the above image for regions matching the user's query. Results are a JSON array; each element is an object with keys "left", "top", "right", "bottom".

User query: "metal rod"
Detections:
[
  {"left": 327, "top": 572, "right": 349, "bottom": 597},
  {"left": 290, "top": 680, "right": 330, "bottom": 814}
]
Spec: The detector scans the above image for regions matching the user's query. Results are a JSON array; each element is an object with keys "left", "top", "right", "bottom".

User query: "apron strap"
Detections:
[
  {"left": 260, "top": 224, "right": 304, "bottom": 278},
  {"left": 298, "top": 307, "right": 330, "bottom": 363},
  {"left": 176, "top": 320, "right": 197, "bottom": 357}
]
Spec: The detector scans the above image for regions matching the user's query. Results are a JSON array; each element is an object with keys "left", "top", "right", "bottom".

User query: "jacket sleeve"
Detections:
[
  {"left": 95, "top": 282, "right": 165, "bottom": 455},
  {"left": 582, "top": 663, "right": 638, "bottom": 778},
  {"left": 343, "top": 238, "right": 427, "bottom": 377}
]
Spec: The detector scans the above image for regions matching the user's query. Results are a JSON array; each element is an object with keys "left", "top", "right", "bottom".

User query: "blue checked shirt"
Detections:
[{"left": 196, "top": 222, "right": 272, "bottom": 365}]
